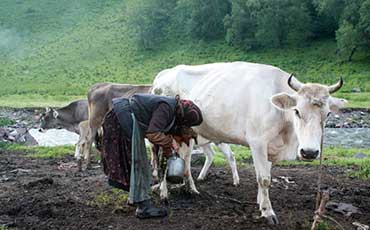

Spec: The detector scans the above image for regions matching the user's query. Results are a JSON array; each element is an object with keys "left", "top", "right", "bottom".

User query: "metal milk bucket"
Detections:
[{"left": 166, "top": 153, "right": 185, "bottom": 184}]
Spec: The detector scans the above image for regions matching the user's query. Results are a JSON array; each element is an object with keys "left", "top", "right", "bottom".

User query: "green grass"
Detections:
[
  {"left": 213, "top": 145, "right": 252, "bottom": 167},
  {"left": 0, "top": 117, "right": 15, "bottom": 126},
  {"left": 0, "top": 143, "right": 74, "bottom": 158},
  {"left": 1, "top": 142, "right": 369, "bottom": 179},
  {"left": 278, "top": 147, "right": 370, "bottom": 179},
  {"left": 208, "top": 145, "right": 370, "bottom": 179},
  {"left": 335, "top": 92, "right": 370, "bottom": 108},
  {"left": 0, "top": 0, "right": 369, "bottom": 108},
  {"left": 93, "top": 188, "right": 129, "bottom": 209},
  {"left": 0, "top": 94, "right": 85, "bottom": 108}
]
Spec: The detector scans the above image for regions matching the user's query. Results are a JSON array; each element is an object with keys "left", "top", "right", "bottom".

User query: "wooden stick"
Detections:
[{"left": 311, "top": 191, "right": 330, "bottom": 230}]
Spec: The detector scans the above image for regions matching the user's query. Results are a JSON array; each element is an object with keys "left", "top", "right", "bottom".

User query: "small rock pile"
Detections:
[
  {"left": 0, "top": 108, "right": 40, "bottom": 145},
  {"left": 326, "top": 108, "right": 370, "bottom": 128}
]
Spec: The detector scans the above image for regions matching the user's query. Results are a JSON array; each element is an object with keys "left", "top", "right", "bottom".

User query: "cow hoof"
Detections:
[
  {"left": 233, "top": 177, "right": 240, "bottom": 186},
  {"left": 151, "top": 184, "right": 160, "bottom": 192},
  {"left": 190, "top": 188, "right": 200, "bottom": 195},
  {"left": 160, "top": 199, "right": 169, "bottom": 206},
  {"left": 196, "top": 176, "right": 205, "bottom": 181},
  {"left": 265, "top": 215, "right": 279, "bottom": 225}
]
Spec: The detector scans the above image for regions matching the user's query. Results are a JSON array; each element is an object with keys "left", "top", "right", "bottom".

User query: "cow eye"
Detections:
[{"left": 294, "top": 109, "right": 301, "bottom": 119}]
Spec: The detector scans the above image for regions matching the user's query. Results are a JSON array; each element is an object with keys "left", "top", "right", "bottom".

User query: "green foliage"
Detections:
[
  {"left": 175, "top": 0, "right": 229, "bottom": 40},
  {"left": 0, "top": 0, "right": 369, "bottom": 109},
  {"left": 326, "top": 0, "right": 370, "bottom": 60},
  {"left": 0, "top": 117, "right": 15, "bottom": 126},
  {"left": 225, "top": 0, "right": 312, "bottom": 49},
  {"left": 126, "top": 0, "right": 176, "bottom": 50}
]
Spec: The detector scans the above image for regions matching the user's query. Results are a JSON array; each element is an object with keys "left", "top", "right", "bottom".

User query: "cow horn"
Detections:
[
  {"left": 45, "top": 107, "right": 51, "bottom": 112},
  {"left": 288, "top": 73, "right": 303, "bottom": 92},
  {"left": 328, "top": 77, "right": 343, "bottom": 94}
]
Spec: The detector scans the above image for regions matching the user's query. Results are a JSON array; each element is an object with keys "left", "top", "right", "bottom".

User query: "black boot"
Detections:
[{"left": 135, "top": 199, "right": 168, "bottom": 219}]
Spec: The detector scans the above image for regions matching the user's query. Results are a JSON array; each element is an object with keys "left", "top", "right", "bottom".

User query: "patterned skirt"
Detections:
[{"left": 101, "top": 110, "right": 132, "bottom": 191}]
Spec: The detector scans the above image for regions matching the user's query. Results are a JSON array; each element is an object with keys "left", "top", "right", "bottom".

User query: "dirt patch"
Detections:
[{"left": 1, "top": 150, "right": 369, "bottom": 230}]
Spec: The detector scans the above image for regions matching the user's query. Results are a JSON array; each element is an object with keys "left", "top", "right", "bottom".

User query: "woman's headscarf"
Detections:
[{"left": 175, "top": 96, "right": 203, "bottom": 127}]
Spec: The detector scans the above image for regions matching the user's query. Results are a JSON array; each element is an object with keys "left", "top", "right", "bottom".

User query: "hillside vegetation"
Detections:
[{"left": 0, "top": 0, "right": 369, "bottom": 108}]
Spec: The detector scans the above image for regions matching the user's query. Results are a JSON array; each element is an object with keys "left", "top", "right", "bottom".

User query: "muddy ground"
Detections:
[{"left": 0, "top": 150, "right": 369, "bottom": 230}]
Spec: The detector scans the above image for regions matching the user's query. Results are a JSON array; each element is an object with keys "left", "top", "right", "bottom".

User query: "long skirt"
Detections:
[
  {"left": 102, "top": 110, "right": 132, "bottom": 191},
  {"left": 102, "top": 108, "right": 151, "bottom": 204}
]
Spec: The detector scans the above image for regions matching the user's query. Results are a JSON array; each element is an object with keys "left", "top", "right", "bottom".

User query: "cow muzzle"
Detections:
[{"left": 299, "top": 148, "right": 319, "bottom": 160}]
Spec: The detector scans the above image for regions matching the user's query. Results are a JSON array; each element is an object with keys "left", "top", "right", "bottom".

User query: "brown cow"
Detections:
[{"left": 78, "top": 83, "right": 152, "bottom": 169}]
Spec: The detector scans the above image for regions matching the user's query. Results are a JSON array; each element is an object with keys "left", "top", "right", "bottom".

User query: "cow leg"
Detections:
[
  {"left": 150, "top": 144, "right": 159, "bottom": 181},
  {"left": 75, "top": 121, "right": 89, "bottom": 171},
  {"left": 217, "top": 143, "right": 240, "bottom": 186},
  {"left": 197, "top": 144, "right": 215, "bottom": 181},
  {"left": 250, "top": 142, "right": 278, "bottom": 224},
  {"left": 84, "top": 126, "right": 96, "bottom": 169},
  {"left": 159, "top": 168, "right": 168, "bottom": 201},
  {"left": 182, "top": 140, "right": 199, "bottom": 194},
  {"left": 74, "top": 138, "right": 83, "bottom": 171}
]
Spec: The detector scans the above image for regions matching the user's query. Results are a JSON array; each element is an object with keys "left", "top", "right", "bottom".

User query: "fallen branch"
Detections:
[
  {"left": 311, "top": 191, "right": 330, "bottom": 230},
  {"left": 202, "top": 190, "right": 255, "bottom": 205}
]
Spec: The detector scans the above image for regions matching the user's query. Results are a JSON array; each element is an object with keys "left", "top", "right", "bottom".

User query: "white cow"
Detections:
[
  {"left": 196, "top": 136, "right": 239, "bottom": 185},
  {"left": 151, "top": 135, "right": 240, "bottom": 186},
  {"left": 151, "top": 62, "right": 346, "bottom": 224}
]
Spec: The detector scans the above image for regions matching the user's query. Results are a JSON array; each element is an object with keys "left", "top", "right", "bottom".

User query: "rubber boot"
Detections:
[{"left": 135, "top": 199, "right": 167, "bottom": 219}]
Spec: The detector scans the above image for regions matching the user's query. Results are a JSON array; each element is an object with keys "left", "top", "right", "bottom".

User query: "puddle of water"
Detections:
[{"left": 28, "top": 128, "right": 79, "bottom": 146}]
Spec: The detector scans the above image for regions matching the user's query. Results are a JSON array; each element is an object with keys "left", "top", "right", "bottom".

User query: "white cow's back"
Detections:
[{"left": 152, "top": 62, "right": 294, "bottom": 145}]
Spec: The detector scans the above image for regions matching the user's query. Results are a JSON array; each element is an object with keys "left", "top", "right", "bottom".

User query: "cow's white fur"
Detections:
[
  {"left": 151, "top": 136, "right": 240, "bottom": 187},
  {"left": 151, "top": 61, "right": 346, "bottom": 223}
]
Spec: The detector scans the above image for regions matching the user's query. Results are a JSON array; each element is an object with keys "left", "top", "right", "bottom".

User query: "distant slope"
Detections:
[{"left": 0, "top": 0, "right": 369, "bottom": 108}]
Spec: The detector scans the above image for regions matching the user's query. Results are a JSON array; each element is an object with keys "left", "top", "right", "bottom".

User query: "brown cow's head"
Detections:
[{"left": 271, "top": 75, "right": 347, "bottom": 160}]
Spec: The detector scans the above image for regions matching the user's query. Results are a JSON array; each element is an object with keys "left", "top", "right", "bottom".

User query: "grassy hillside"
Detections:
[{"left": 0, "top": 0, "right": 369, "bottom": 108}]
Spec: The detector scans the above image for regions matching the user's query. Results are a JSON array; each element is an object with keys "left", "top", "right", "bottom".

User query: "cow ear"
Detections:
[
  {"left": 271, "top": 93, "right": 297, "bottom": 110},
  {"left": 329, "top": 97, "right": 347, "bottom": 114},
  {"left": 53, "top": 110, "right": 59, "bottom": 118}
]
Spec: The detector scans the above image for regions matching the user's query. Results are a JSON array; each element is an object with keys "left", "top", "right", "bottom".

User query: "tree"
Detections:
[
  {"left": 175, "top": 0, "right": 230, "bottom": 40},
  {"left": 224, "top": 0, "right": 312, "bottom": 49},
  {"left": 126, "top": 0, "right": 176, "bottom": 50},
  {"left": 335, "top": 0, "right": 370, "bottom": 61}
]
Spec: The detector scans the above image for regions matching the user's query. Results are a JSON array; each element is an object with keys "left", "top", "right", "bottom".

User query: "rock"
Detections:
[
  {"left": 24, "top": 132, "right": 38, "bottom": 146},
  {"left": 326, "top": 202, "right": 360, "bottom": 217},
  {"left": 354, "top": 153, "right": 368, "bottom": 159},
  {"left": 9, "top": 130, "right": 18, "bottom": 136},
  {"left": 351, "top": 87, "right": 362, "bottom": 93},
  {"left": 326, "top": 121, "right": 336, "bottom": 128},
  {"left": 16, "top": 128, "right": 27, "bottom": 135},
  {"left": 0, "top": 128, "right": 8, "bottom": 137}
]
